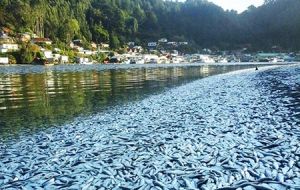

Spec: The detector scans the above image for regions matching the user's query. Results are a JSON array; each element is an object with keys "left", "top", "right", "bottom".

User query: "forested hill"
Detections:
[{"left": 0, "top": 0, "right": 300, "bottom": 51}]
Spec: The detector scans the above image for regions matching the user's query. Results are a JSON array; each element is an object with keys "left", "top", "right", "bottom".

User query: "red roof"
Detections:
[{"left": 32, "top": 38, "right": 52, "bottom": 42}]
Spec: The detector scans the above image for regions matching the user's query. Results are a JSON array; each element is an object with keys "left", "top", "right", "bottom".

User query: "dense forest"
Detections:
[{"left": 0, "top": 0, "right": 300, "bottom": 51}]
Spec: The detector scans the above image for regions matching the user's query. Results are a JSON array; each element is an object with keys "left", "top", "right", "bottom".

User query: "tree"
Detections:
[
  {"left": 58, "top": 19, "right": 80, "bottom": 42},
  {"left": 109, "top": 33, "right": 120, "bottom": 49},
  {"left": 92, "top": 26, "right": 109, "bottom": 43}
]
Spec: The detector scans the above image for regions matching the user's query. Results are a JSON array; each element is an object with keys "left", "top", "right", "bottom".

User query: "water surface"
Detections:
[{"left": 0, "top": 64, "right": 272, "bottom": 139}]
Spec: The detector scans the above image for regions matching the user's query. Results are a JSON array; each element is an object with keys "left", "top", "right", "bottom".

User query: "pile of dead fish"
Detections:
[{"left": 0, "top": 65, "right": 299, "bottom": 190}]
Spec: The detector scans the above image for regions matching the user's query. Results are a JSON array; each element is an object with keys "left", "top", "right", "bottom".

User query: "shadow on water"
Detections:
[{"left": 0, "top": 64, "right": 267, "bottom": 140}]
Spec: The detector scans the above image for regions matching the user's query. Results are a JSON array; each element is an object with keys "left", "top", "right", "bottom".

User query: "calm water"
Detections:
[{"left": 0, "top": 64, "right": 268, "bottom": 139}]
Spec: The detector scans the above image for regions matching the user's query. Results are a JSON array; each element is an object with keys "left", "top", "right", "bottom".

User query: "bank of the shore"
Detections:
[
  {"left": 0, "top": 64, "right": 299, "bottom": 189},
  {"left": 0, "top": 62, "right": 293, "bottom": 75}
]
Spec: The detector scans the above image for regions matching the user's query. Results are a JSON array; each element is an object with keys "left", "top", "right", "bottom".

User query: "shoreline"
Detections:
[{"left": 0, "top": 62, "right": 296, "bottom": 75}]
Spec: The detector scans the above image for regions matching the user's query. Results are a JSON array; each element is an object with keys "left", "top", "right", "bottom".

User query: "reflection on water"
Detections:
[{"left": 0, "top": 64, "right": 258, "bottom": 139}]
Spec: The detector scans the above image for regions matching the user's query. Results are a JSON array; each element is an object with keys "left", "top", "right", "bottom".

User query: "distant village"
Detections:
[{"left": 1, "top": 27, "right": 300, "bottom": 65}]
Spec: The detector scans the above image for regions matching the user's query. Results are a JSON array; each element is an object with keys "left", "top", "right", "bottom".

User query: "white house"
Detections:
[
  {"left": 76, "top": 57, "right": 91, "bottom": 64},
  {"left": 70, "top": 42, "right": 75, "bottom": 48},
  {"left": 19, "top": 33, "right": 31, "bottom": 42},
  {"left": 179, "top": 42, "right": 188, "bottom": 45},
  {"left": 74, "top": 46, "right": 84, "bottom": 51},
  {"left": 0, "top": 44, "right": 18, "bottom": 52},
  {"left": 0, "top": 47, "right": 8, "bottom": 53},
  {"left": 78, "top": 49, "right": 95, "bottom": 55},
  {"left": 158, "top": 38, "right": 168, "bottom": 43},
  {"left": 128, "top": 42, "right": 135, "bottom": 46},
  {"left": 43, "top": 51, "right": 53, "bottom": 59},
  {"left": 60, "top": 56, "right": 69, "bottom": 63},
  {"left": 99, "top": 43, "right": 109, "bottom": 49},
  {"left": 148, "top": 42, "right": 157, "bottom": 47},
  {"left": 53, "top": 54, "right": 61, "bottom": 61},
  {"left": 143, "top": 54, "right": 159, "bottom": 63},
  {"left": 0, "top": 57, "right": 9, "bottom": 64},
  {"left": 167, "top": 42, "right": 177, "bottom": 46},
  {"left": 54, "top": 48, "right": 61, "bottom": 53}
]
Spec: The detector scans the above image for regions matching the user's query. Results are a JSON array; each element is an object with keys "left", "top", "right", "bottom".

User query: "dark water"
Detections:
[{"left": 0, "top": 64, "right": 270, "bottom": 139}]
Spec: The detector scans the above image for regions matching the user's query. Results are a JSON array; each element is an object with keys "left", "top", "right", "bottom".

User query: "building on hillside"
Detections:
[
  {"left": 73, "top": 39, "right": 82, "bottom": 46},
  {"left": 128, "top": 46, "right": 143, "bottom": 53},
  {"left": 0, "top": 31, "right": 7, "bottom": 38},
  {"left": 255, "top": 53, "right": 282, "bottom": 62},
  {"left": 54, "top": 48, "right": 61, "bottom": 53},
  {"left": 60, "top": 56, "right": 69, "bottom": 64},
  {"left": 70, "top": 42, "right": 75, "bottom": 48},
  {"left": 128, "top": 42, "right": 135, "bottom": 47},
  {"left": 1, "top": 27, "right": 12, "bottom": 35},
  {"left": 43, "top": 50, "right": 53, "bottom": 61},
  {"left": 0, "top": 57, "right": 9, "bottom": 64},
  {"left": 91, "top": 42, "right": 97, "bottom": 49},
  {"left": 158, "top": 38, "right": 168, "bottom": 43},
  {"left": 99, "top": 43, "right": 110, "bottom": 49},
  {"left": 148, "top": 42, "right": 157, "bottom": 47},
  {"left": 76, "top": 57, "right": 91, "bottom": 64},
  {"left": 31, "top": 38, "right": 52, "bottom": 45},
  {"left": 179, "top": 42, "right": 188, "bottom": 45},
  {"left": 0, "top": 36, "right": 19, "bottom": 53},
  {"left": 19, "top": 33, "right": 31, "bottom": 42},
  {"left": 78, "top": 49, "right": 95, "bottom": 56},
  {"left": 148, "top": 42, "right": 157, "bottom": 50},
  {"left": 167, "top": 42, "right": 178, "bottom": 46}
]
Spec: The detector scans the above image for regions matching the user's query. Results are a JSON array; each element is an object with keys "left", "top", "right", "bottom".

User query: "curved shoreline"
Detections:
[
  {"left": 1, "top": 64, "right": 299, "bottom": 189},
  {"left": 0, "top": 62, "right": 294, "bottom": 75}
]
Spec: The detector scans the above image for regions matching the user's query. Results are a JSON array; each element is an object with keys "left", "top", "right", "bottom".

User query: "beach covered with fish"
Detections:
[{"left": 0, "top": 64, "right": 300, "bottom": 189}]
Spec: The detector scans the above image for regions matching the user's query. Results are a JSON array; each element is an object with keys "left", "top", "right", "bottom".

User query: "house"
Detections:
[
  {"left": 148, "top": 42, "right": 157, "bottom": 47},
  {"left": 0, "top": 57, "right": 9, "bottom": 64},
  {"left": 91, "top": 42, "right": 97, "bottom": 49},
  {"left": 0, "top": 32, "right": 7, "bottom": 38},
  {"left": 158, "top": 38, "right": 168, "bottom": 43},
  {"left": 143, "top": 54, "right": 159, "bottom": 63},
  {"left": 99, "top": 43, "right": 109, "bottom": 49},
  {"left": 78, "top": 49, "right": 95, "bottom": 56},
  {"left": 128, "top": 42, "right": 135, "bottom": 47},
  {"left": 0, "top": 36, "right": 19, "bottom": 52},
  {"left": 167, "top": 42, "right": 177, "bottom": 46},
  {"left": 43, "top": 50, "right": 53, "bottom": 60},
  {"left": 179, "top": 42, "right": 188, "bottom": 45},
  {"left": 133, "top": 46, "right": 143, "bottom": 53},
  {"left": 31, "top": 38, "right": 52, "bottom": 45},
  {"left": 60, "top": 56, "right": 69, "bottom": 64},
  {"left": 74, "top": 46, "right": 84, "bottom": 52},
  {"left": 53, "top": 54, "right": 61, "bottom": 61},
  {"left": 0, "top": 35, "right": 15, "bottom": 44},
  {"left": 76, "top": 57, "right": 90, "bottom": 64},
  {"left": 128, "top": 46, "right": 143, "bottom": 53},
  {"left": 0, "top": 44, "right": 18, "bottom": 53},
  {"left": 73, "top": 39, "right": 82, "bottom": 46},
  {"left": 256, "top": 53, "right": 281, "bottom": 62},
  {"left": 171, "top": 50, "right": 179, "bottom": 57},
  {"left": 54, "top": 48, "right": 61, "bottom": 53},
  {"left": 70, "top": 42, "right": 75, "bottom": 48},
  {"left": 1, "top": 27, "right": 12, "bottom": 35},
  {"left": 19, "top": 33, "right": 31, "bottom": 42}
]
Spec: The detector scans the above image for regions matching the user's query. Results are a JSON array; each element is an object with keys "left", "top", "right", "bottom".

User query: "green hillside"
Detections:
[{"left": 1, "top": 0, "right": 300, "bottom": 51}]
